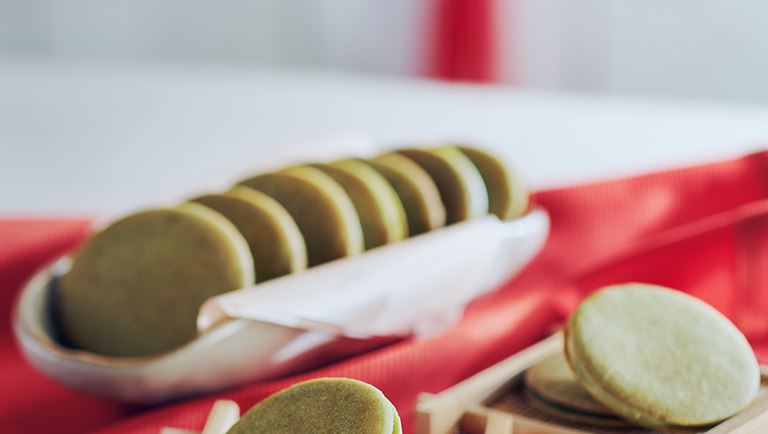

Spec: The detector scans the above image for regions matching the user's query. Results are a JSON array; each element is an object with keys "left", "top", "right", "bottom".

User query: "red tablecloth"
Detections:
[{"left": 3, "top": 151, "right": 768, "bottom": 434}]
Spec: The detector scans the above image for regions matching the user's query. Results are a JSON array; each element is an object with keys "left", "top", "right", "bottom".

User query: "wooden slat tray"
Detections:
[{"left": 416, "top": 333, "right": 768, "bottom": 434}]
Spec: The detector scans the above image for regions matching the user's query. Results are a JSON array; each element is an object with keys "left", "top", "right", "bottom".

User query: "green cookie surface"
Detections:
[
  {"left": 458, "top": 146, "right": 529, "bottom": 220},
  {"left": 237, "top": 167, "right": 364, "bottom": 266},
  {"left": 191, "top": 187, "right": 307, "bottom": 282},
  {"left": 397, "top": 147, "right": 488, "bottom": 224},
  {"left": 226, "top": 378, "right": 399, "bottom": 434},
  {"left": 312, "top": 160, "right": 407, "bottom": 249},
  {"left": 566, "top": 283, "right": 760, "bottom": 429},
  {"left": 524, "top": 352, "right": 612, "bottom": 416},
  {"left": 365, "top": 153, "right": 445, "bottom": 236},
  {"left": 57, "top": 205, "right": 253, "bottom": 357}
]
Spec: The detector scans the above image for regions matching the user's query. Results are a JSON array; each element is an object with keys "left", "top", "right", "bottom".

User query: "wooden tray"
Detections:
[{"left": 415, "top": 333, "right": 768, "bottom": 434}]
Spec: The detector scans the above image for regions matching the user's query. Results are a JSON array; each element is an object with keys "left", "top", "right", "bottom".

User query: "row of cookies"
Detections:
[
  {"left": 524, "top": 283, "right": 759, "bottom": 430},
  {"left": 228, "top": 146, "right": 529, "bottom": 274},
  {"left": 56, "top": 145, "right": 529, "bottom": 357}
]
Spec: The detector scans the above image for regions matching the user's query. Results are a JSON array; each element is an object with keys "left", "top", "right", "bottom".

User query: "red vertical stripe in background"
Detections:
[{"left": 429, "top": 0, "right": 497, "bottom": 82}]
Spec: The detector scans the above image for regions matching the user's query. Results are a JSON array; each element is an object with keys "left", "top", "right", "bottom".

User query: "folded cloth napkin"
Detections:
[{"left": 2, "top": 150, "right": 768, "bottom": 434}]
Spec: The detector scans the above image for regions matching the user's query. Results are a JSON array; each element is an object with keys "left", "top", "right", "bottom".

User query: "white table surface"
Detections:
[{"left": 2, "top": 60, "right": 768, "bottom": 215}]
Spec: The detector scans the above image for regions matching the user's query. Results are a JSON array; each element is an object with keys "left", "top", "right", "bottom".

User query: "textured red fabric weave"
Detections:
[{"left": 2, "top": 151, "right": 768, "bottom": 434}]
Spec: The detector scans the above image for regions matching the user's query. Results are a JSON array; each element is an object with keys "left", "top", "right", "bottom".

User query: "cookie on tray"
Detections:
[
  {"left": 458, "top": 146, "right": 529, "bottom": 220},
  {"left": 397, "top": 147, "right": 488, "bottom": 224},
  {"left": 365, "top": 153, "right": 445, "bottom": 236},
  {"left": 312, "top": 160, "right": 407, "bottom": 249},
  {"left": 524, "top": 352, "right": 626, "bottom": 427},
  {"left": 565, "top": 283, "right": 760, "bottom": 430},
  {"left": 191, "top": 187, "right": 306, "bottom": 281},
  {"left": 57, "top": 204, "right": 254, "bottom": 357},
  {"left": 238, "top": 167, "right": 364, "bottom": 266}
]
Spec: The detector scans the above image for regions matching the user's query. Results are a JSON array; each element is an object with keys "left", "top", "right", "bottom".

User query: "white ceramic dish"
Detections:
[{"left": 13, "top": 209, "right": 549, "bottom": 404}]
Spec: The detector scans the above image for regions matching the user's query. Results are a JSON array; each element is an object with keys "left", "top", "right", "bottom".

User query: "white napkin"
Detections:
[{"left": 198, "top": 216, "right": 508, "bottom": 339}]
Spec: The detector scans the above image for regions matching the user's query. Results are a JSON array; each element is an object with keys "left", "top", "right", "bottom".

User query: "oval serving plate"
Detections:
[{"left": 13, "top": 209, "right": 548, "bottom": 404}]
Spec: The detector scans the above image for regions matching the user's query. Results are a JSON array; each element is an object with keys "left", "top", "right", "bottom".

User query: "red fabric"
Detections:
[
  {"left": 3, "top": 151, "right": 768, "bottom": 434},
  {"left": 428, "top": 0, "right": 497, "bottom": 82}
]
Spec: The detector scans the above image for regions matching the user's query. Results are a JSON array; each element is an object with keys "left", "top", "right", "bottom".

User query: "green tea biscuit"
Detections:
[
  {"left": 524, "top": 352, "right": 612, "bottom": 416},
  {"left": 312, "top": 160, "right": 407, "bottom": 249},
  {"left": 57, "top": 204, "right": 254, "bottom": 357},
  {"left": 523, "top": 390, "right": 628, "bottom": 428},
  {"left": 226, "top": 378, "right": 400, "bottom": 434},
  {"left": 365, "top": 153, "right": 446, "bottom": 236},
  {"left": 191, "top": 187, "right": 307, "bottom": 281},
  {"left": 458, "top": 146, "right": 529, "bottom": 220},
  {"left": 397, "top": 147, "right": 488, "bottom": 224},
  {"left": 565, "top": 283, "right": 760, "bottom": 429},
  {"left": 391, "top": 402, "right": 402, "bottom": 434},
  {"left": 238, "top": 167, "right": 364, "bottom": 266}
]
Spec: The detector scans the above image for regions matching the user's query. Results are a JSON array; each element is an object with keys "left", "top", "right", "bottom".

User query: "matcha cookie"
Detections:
[
  {"left": 458, "top": 146, "right": 529, "bottom": 220},
  {"left": 191, "top": 187, "right": 307, "bottom": 281},
  {"left": 525, "top": 352, "right": 612, "bottom": 416},
  {"left": 57, "top": 204, "right": 254, "bottom": 357},
  {"left": 565, "top": 283, "right": 760, "bottom": 429},
  {"left": 524, "top": 353, "right": 626, "bottom": 427},
  {"left": 237, "top": 167, "right": 364, "bottom": 266},
  {"left": 365, "top": 153, "right": 445, "bottom": 236},
  {"left": 226, "top": 378, "right": 401, "bottom": 434},
  {"left": 523, "top": 390, "right": 627, "bottom": 428},
  {"left": 397, "top": 147, "right": 488, "bottom": 224},
  {"left": 312, "top": 160, "right": 407, "bottom": 249}
]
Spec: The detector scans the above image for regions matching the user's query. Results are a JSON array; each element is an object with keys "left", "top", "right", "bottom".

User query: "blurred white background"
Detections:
[
  {"left": 3, "top": 0, "right": 768, "bottom": 100},
  {"left": 2, "top": 0, "right": 768, "bottom": 213}
]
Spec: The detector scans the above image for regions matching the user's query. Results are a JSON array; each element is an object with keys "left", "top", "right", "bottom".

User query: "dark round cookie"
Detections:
[
  {"left": 397, "top": 147, "right": 488, "bottom": 224},
  {"left": 237, "top": 167, "right": 364, "bottom": 266},
  {"left": 191, "top": 187, "right": 307, "bottom": 281},
  {"left": 57, "top": 205, "right": 253, "bottom": 357},
  {"left": 312, "top": 160, "right": 407, "bottom": 249},
  {"left": 458, "top": 146, "right": 530, "bottom": 220},
  {"left": 365, "top": 153, "right": 446, "bottom": 236}
]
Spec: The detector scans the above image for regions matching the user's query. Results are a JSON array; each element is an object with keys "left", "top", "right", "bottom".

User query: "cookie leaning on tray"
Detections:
[
  {"left": 191, "top": 187, "right": 307, "bottom": 282},
  {"left": 524, "top": 352, "right": 627, "bottom": 427},
  {"left": 519, "top": 283, "right": 761, "bottom": 431},
  {"left": 57, "top": 204, "right": 255, "bottom": 357},
  {"left": 397, "top": 147, "right": 488, "bottom": 224},
  {"left": 55, "top": 144, "right": 530, "bottom": 357},
  {"left": 310, "top": 160, "right": 408, "bottom": 250},
  {"left": 566, "top": 283, "right": 760, "bottom": 429},
  {"left": 363, "top": 153, "right": 446, "bottom": 236}
]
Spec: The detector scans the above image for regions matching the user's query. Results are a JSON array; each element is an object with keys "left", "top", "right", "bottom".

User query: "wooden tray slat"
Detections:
[
  {"left": 416, "top": 333, "right": 768, "bottom": 434},
  {"left": 416, "top": 334, "right": 562, "bottom": 434}
]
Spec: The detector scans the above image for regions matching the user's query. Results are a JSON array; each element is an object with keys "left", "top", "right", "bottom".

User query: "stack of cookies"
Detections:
[
  {"left": 56, "top": 145, "right": 529, "bottom": 357},
  {"left": 523, "top": 283, "right": 761, "bottom": 430}
]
